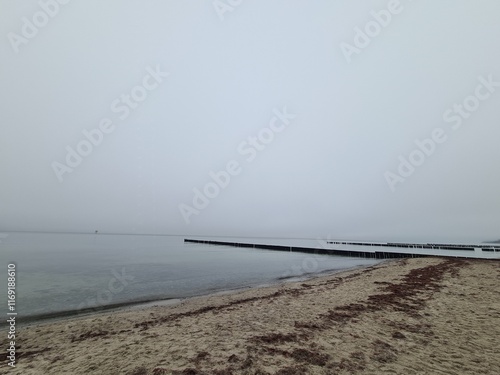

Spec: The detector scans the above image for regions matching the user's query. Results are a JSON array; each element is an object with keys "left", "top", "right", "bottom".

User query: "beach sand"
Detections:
[{"left": 2, "top": 257, "right": 499, "bottom": 375}]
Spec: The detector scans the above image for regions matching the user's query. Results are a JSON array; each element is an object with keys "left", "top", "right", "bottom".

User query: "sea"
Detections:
[{"left": 0, "top": 232, "right": 380, "bottom": 325}]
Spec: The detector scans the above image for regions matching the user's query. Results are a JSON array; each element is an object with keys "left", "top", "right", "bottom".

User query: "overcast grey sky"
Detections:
[{"left": 1, "top": 0, "right": 499, "bottom": 243}]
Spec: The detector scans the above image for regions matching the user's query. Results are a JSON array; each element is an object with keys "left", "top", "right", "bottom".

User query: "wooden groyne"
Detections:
[
  {"left": 184, "top": 239, "right": 428, "bottom": 259},
  {"left": 185, "top": 239, "right": 500, "bottom": 259}
]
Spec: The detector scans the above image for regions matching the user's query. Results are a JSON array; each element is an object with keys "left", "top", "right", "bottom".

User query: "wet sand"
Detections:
[{"left": 2, "top": 257, "right": 499, "bottom": 374}]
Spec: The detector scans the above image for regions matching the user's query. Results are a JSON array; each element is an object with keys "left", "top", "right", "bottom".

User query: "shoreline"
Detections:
[
  {"left": 7, "top": 262, "right": 385, "bottom": 330},
  {"left": 4, "top": 257, "right": 499, "bottom": 374}
]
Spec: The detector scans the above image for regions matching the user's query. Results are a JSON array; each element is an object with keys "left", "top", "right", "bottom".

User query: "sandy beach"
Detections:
[{"left": 2, "top": 257, "right": 499, "bottom": 375}]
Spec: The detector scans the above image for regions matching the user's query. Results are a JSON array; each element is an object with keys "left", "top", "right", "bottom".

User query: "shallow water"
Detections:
[{"left": 0, "top": 232, "right": 380, "bottom": 322}]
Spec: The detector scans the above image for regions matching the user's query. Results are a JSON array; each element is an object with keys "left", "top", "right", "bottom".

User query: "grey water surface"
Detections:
[{"left": 0, "top": 232, "right": 380, "bottom": 322}]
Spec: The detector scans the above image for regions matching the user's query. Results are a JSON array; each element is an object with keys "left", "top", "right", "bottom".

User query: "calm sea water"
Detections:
[{"left": 0, "top": 233, "right": 380, "bottom": 323}]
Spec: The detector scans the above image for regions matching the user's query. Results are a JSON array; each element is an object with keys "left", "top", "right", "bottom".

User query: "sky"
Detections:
[{"left": 1, "top": 0, "right": 499, "bottom": 243}]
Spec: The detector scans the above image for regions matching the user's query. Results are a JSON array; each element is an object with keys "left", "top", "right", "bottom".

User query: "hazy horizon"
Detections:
[{"left": 1, "top": 230, "right": 498, "bottom": 246}]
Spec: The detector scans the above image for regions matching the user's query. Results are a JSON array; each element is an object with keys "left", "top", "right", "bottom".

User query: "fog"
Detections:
[{"left": 1, "top": 0, "right": 499, "bottom": 243}]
